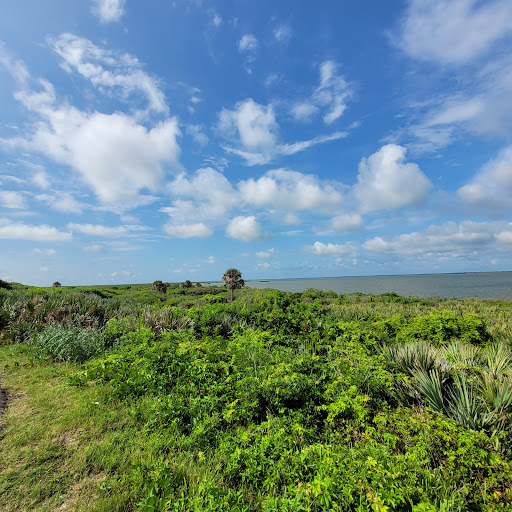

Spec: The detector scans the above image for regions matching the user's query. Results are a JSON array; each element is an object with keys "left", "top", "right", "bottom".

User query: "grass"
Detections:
[{"left": 0, "top": 344, "right": 160, "bottom": 511}]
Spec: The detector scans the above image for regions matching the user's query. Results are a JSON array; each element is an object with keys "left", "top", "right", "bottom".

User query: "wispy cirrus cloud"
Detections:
[
  {"left": 51, "top": 33, "right": 168, "bottom": 114},
  {"left": 391, "top": 0, "right": 512, "bottom": 153},
  {"left": 67, "top": 223, "right": 149, "bottom": 237}
]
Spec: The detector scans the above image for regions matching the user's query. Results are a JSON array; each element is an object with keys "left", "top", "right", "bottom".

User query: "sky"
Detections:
[{"left": 1, "top": 0, "right": 512, "bottom": 286}]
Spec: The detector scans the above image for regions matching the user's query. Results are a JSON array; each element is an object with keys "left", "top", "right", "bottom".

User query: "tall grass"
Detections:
[{"left": 29, "top": 324, "right": 106, "bottom": 362}]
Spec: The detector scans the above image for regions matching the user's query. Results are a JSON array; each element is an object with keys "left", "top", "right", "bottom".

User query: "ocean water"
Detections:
[{"left": 243, "top": 272, "right": 512, "bottom": 300}]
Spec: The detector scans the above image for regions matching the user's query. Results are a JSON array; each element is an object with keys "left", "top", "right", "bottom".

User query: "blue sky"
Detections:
[{"left": 1, "top": 0, "right": 512, "bottom": 285}]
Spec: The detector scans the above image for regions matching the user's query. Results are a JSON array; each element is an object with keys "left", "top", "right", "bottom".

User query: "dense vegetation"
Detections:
[{"left": 1, "top": 281, "right": 512, "bottom": 511}]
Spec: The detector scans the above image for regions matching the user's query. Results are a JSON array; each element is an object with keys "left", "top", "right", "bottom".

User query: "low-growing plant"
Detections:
[{"left": 29, "top": 324, "right": 106, "bottom": 362}]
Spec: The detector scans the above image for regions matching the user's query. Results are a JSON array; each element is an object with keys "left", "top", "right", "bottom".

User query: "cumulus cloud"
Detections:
[
  {"left": 219, "top": 99, "right": 278, "bottom": 162},
  {"left": 239, "top": 168, "right": 343, "bottom": 212},
  {"left": 304, "top": 241, "right": 358, "bottom": 256},
  {"left": 354, "top": 144, "right": 431, "bottom": 213},
  {"left": 163, "top": 222, "right": 213, "bottom": 238},
  {"left": 363, "top": 221, "right": 499, "bottom": 256},
  {"left": 51, "top": 33, "right": 167, "bottom": 113},
  {"left": 458, "top": 145, "right": 512, "bottom": 216},
  {"left": 226, "top": 216, "right": 267, "bottom": 242},
  {"left": 396, "top": 0, "right": 512, "bottom": 66},
  {"left": 164, "top": 168, "right": 237, "bottom": 228},
  {"left": 0, "top": 191, "right": 26, "bottom": 209},
  {"left": 291, "top": 60, "right": 352, "bottom": 124},
  {"left": 8, "top": 86, "right": 181, "bottom": 202},
  {"left": 496, "top": 229, "right": 512, "bottom": 243},
  {"left": 256, "top": 248, "right": 276, "bottom": 259},
  {"left": 218, "top": 98, "right": 346, "bottom": 165},
  {"left": 91, "top": 0, "right": 126, "bottom": 23},
  {"left": 0, "top": 220, "right": 71, "bottom": 241}
]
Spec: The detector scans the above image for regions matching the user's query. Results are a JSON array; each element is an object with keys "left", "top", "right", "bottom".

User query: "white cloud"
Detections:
[
  {"left": 35, "top": 192, "right": 84, "bottom": 214},
  {"left": 304, "top": 241, "right": 358, "bottom": 256},
  {"left": 165, "top": 168, "right": 237, "bottom": 228},
  {"left": 354, "top": 144, "right": 431, "bottom": 213},
  {"left": 91, "top": 0, "right": 126, "bottom": 23},
  {"left": 256, "top": 248, "right": 277, "bottom": 259},
  {"left": 51, "top": 33, "right": 167, "bottom": 113},
  {"left": 67, "top": 223, "right": 146, "bottom": 237},
  {"left": 291, "top": 102, "right": 319, "bottom": 122},
  {"left": 219, "top": 99, "right": 278, "bottom": 162},
  {"left": 0, "top": 191, "right": 26, "bottom": 209},
  {"left": 496, "top": 229, "right": 512, "bottom": 243},
  {"left": 163, "top": 222, "right": 213, "bottom": 238},
  {"left": 0, "top": 41, "right": 29, "bottom": 84},
  {"left": 8, "top": 84, "right": 181, "bottom": 202},
  {"left": 226, "top": 215, "right": 266, "bottom": 242},
  {"left": 186, "top": 124, "right": 209, "bottom": 146},
  {"left": 458, "top": 145, "right": 512, "bottom": 216},
  {"left": 219, "top": 98, "right": 347, "bottom": 165},
  {"left": 207, "top": 256, "right": 215, "bottom": 264},
  {"left": 0, "top": 174, "right": 24, "bottom": 185},
  {"left": 292, "top": 60, "right": 352, "bottom": 125},
  {"left": 330, "top": 213, "right": 364, "bottom": 232},
  {"left": 396, "top": 0, "right": 512, "bottom": 66},
  {"left": 392, "top": 1, "right": 512, "bottom": 152},
  {"left": 363, "top": 221, "right": 499, "bottom": 256},
  {"left": 315, "top": 61, "right": 352, "bottom": 124},
  {"left": 239, "top": 168, "right": 343, "bottom": 212},
  {"left": 0, "top": 220, "right": 71, "bottom": 241},
  {"left": 239, "top": 34, "right": 258, "bottom": 52},
  {"left": 212, "top": 14, "right": 222, "bottom": 27}
]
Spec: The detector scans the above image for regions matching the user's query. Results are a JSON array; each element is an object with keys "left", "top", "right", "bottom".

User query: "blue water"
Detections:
[{"left": 243, "top": 272, "right": 512, "bottom": 300}]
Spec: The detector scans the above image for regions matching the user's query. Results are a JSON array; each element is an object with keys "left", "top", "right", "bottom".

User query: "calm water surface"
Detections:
[{"left": 243, "top": 272, "right": 512, "bottom": 300}]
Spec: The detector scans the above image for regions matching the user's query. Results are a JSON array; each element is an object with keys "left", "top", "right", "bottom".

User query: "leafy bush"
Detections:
[
  {"left": 29, "top": 324, "right": 106, "bottom": 362},
  {"left": 0, "top": 279, "right": 12, "bottom": 290},
  {"left": 398, "top": 311, "right": 489, "bottom": 345}
]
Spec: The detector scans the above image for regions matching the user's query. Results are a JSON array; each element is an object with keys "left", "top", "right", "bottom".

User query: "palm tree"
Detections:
[{"left": 222, "top": 268, "right": 244, "bottom": 302}]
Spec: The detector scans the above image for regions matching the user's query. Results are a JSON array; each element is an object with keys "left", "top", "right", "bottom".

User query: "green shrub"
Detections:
[{"left": 398, "top": 312, "right": 489, "bottom": 346}]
